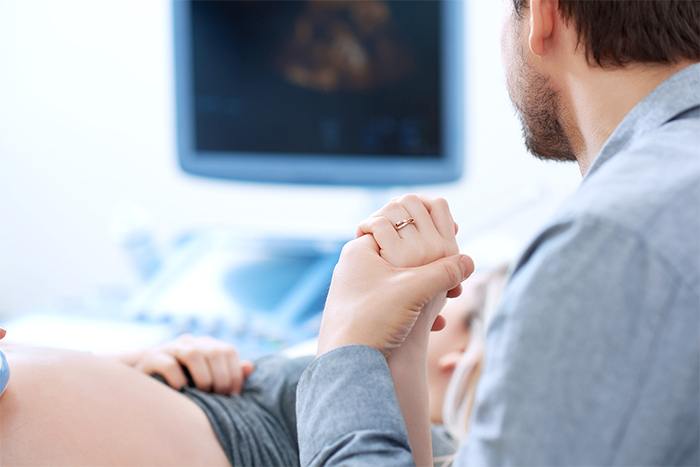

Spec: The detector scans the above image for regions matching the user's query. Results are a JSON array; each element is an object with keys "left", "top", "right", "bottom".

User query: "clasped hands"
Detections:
[{"left": 318, "top": 194, "right": 474, "bottom": 357}]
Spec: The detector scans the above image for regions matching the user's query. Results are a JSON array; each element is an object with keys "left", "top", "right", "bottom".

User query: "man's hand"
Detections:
[
  {"left": 128, "top": 334, "right": 254, "bottom": 395},
  {"left": 318, "top": 195, "right": 474, "bottom": 356}
]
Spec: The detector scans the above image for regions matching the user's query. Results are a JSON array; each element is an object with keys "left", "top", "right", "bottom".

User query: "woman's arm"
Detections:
[
  {"left": 388, "top": 306, "right": 440, "bottom": 466},
  {"left": 355, "top": 195, "right": 461, "bottom": 467}
]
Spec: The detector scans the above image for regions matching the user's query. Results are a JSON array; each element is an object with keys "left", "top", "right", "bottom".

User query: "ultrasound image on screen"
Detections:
[{"left": 190, "top": 0, "right": 442, "bottom": 158}]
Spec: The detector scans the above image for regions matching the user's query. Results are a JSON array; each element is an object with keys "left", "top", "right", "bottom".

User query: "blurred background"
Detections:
[{"left": 0, "top": 0, "right": 580, "bottom": 355}]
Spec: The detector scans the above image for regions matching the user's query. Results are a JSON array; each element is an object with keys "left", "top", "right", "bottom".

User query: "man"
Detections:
[{"left": 296, "top": 0, "right": 700, "bottom": 466}]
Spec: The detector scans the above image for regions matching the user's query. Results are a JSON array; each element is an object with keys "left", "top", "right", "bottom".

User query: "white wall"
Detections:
[{"left": 0, "top": 0, "right": 581, "bottom": 315}]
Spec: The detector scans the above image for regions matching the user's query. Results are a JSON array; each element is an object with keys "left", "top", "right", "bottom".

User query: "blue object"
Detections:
[
  {"left": 172, "top": 0, "right": 465, "bottom": 186},
  {"left": 125, "top": 232, "right": 343, "bottom": 358},
  {"left": 0, "top": 349, "right": 9, "bottom": 397},
  {"left": 120, "top": 227, "right": 162, "bottom": 281}
]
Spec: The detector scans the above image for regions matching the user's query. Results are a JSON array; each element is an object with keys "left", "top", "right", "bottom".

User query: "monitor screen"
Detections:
[
  {"left": 192, "top": 1, "right": 441, "bottom": 157},
  {"left": 173, "top": 0, "right": 464, "bottom": 185}
]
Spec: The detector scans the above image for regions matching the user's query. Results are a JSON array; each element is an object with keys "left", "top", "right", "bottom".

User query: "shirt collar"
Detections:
[{"left": 584, "top": 62, "right": 700, "bottom": 179}]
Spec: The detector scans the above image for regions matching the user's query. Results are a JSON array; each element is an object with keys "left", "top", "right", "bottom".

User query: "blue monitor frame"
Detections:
[{"left": 172, "top": 0, "right": 465, "bottom": 186}]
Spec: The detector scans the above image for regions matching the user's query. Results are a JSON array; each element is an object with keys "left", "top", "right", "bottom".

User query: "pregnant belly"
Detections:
[{"left": 0, "top": 345, "right": 229, "bottom": 467}]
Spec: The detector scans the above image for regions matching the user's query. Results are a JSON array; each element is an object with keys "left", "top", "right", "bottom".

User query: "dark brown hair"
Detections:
[{"left": 512, "top": 0, "right": 700, "bottom": 67}]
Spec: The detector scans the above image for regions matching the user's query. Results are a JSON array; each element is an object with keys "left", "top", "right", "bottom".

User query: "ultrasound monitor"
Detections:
[{"left": 173, "top": 0, "right": 464, "bottom": 185}]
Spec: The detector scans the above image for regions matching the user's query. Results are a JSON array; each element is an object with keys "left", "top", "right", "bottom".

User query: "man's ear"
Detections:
[
  {"left": 528, "top": 0, "right": 557, "bottom": 57},
  {"left": 437, "top": 350, "right": 464, "bottom": 373}
]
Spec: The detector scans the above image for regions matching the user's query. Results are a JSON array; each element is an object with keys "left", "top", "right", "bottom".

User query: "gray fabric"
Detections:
[
  {"left": 184, "top": 355, "right": 308, "bottom": 467},
  {"left": 296, "top": 346, "right": 415, "bottom": 466},
  {"left": 181, "top": 354, "right": 456, "bottom": 467},
  {"left": 432, "top": 425, "right": 458, "bottom": 465},
  {"left": 296, "top": 64, "right": 700, "bottom": 467}
]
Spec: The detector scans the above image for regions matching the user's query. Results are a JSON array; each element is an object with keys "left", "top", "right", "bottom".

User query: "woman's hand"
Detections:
[
  {"left": 317, "top": 194, "right": 474, "bottom": 357},
  {"left": 357, "top": 195, "right": 460, "bottom": 268},
  {"left": 127, "top": 334, "right": 253, "bottom": 395},
  {"left": 357, "top": 194, "right": 462, "bottom": 337}
]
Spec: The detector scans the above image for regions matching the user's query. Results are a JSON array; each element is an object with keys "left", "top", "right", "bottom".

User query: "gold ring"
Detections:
[{"left": 394, "top": 218, "right": 416, "bottom": 231}]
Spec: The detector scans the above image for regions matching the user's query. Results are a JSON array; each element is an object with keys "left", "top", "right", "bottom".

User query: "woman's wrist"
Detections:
[{"left": 388, "top": 328, "right": 433, "bottom": 467}]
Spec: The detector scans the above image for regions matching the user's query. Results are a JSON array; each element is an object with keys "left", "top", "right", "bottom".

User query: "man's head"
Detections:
[{"left": 501, "top": 0, "right": 700, "bottom": 163}]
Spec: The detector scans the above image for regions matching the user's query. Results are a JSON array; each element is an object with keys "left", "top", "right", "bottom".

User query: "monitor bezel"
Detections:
[{"left": 172, "top": 0, "right": 465, "bottom": 186}]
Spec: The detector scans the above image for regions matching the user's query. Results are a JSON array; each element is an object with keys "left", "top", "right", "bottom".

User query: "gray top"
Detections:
[
  {"left": 297, "top": 63, "right": 700, "bottom": 467},
  {"left": 182, "top": 355, "right": 456, "bottom": 467}
]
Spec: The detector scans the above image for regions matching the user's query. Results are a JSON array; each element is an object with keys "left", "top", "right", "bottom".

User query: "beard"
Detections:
[{"left": 507, "top": 45, "right": 577, "bottom": 162}]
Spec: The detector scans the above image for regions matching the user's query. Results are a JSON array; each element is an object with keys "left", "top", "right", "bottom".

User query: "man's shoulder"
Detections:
[
  {"left": 574, "top": 118, "right": 699, "bottom": 222},
  {"left": 550, "top": 120, "right": 700, "bottom": 284}
]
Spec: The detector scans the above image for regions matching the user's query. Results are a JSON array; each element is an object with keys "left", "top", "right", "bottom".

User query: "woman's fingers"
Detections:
[
  {"left": 446, "top": 284, "right": 463, "bottom": 298},
  {"left": 357, "top": 194, "right": 461, "bottom": 267},
  {"left": 419, "top": 196, "right": 458, "bottom": 241},
  {"left": 371, "top": 201, "right": 417, "bottom": 240},
  {"left": 139, "top": 353, "right": 188, "bottom": 390},
  {"left": 208, "top": 352, "right": 233, "bottom": 394},
  {"left": 224, "top": 347, "right": 244, "bottom": 394},
  {"left": 356, "top": 216, "right": 401, "bottom": 251},
  {"left": 397, "top": 194, "right": 442, "bottom": 240},
  {"left": 175, "top": 347, "right": 213, "bottom": 391},
  {"left": 131, "top": 335, "right": 253, "bottom": 395},
  {"left": 172, "top": 342, "right": 246, "bottom": 394}
]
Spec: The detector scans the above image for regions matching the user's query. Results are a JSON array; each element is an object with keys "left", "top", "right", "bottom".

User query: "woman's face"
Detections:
[{"left": 426, "top": 279, "right": 485, "bottom": 424}]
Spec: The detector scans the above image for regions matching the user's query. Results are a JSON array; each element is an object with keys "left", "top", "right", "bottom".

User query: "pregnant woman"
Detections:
[{"left": 0, "top": 195, "right": 484, "bottom": 467}]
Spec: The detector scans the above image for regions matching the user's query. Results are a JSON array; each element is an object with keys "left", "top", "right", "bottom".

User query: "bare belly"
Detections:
[{"left": 0, "top": 344, "right": 229, "bottom": 467}]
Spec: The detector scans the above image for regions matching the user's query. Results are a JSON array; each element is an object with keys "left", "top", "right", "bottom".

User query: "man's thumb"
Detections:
[{"left": 409, "top": 255, "right": 474, "bottom": 297}]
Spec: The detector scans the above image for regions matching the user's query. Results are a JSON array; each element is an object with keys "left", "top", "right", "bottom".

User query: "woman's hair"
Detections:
[{"left": 440, "top": 264, "right": 510, "bottom": 444}]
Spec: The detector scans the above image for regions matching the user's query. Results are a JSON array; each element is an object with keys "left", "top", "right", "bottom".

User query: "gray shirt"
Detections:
[
  {"left": 296, "top": 63, "right": 700, "bottom": 467},
  {"left": 181, "top": 355, "right": 457, "bottom": 467}
]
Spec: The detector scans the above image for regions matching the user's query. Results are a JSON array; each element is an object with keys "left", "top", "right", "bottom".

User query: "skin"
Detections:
[
  {"left": 119, "top": 334, "right": 254, "bottom": 395},
  {"left": 0, "top": 344, "right": 230, "bottom": 467}
]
